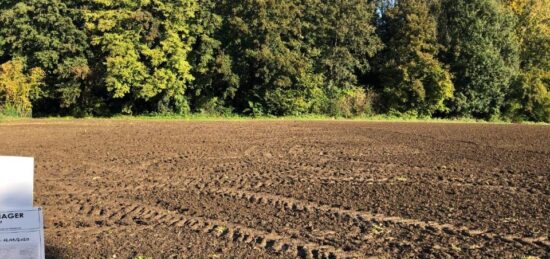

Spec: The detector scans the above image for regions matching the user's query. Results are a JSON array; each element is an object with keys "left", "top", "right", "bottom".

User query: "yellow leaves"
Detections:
[
  {"left": 84, "top": 10, "right": 133, "bottom": 33},
  {"left": 506, "top": 0, "right": 529, "bottom": 15},
  {"left": 82, "top": 1, "right": 197, "bottom": 110},
  {"left": 89, "top": 0, "right": 151, "bottom": 8},
  {"left": 0, "top": 60, "right": 44, "bottom": 116},
  {"left": 98, "top": 19, "right": 118, "bottom": 32},
  {"left": 506, "top": 0, "right": 550, "bottom": 18},
  {"left": 505, "top": 0, "right": 549, "bottom": 121},
  {"left": 141, "top": 47, "right": 167, "bottom": 67},
  {"left": 105, "top": 54, "right": 147, "bottom": 98},
  {"left": 506, "top": 0, "right": 550, "bottom": 34},
  {"left": 90, "top": 0, "right": 115, "bottom": 7},
  {"left": 529, "top": 0, "right": 550, "bottom": 35},
  {"left": 412, "top": 79, "right": 426, "bottom": 101},
  {"left": 511, "top": 69, "right": 550, "bottom": 122}
]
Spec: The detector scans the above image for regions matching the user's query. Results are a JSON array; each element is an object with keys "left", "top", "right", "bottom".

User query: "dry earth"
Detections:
[{"left": 0, "top": 120, "right": 549, "bottom": 258}]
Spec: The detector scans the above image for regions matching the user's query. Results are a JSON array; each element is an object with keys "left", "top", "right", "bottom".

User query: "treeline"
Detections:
[{"left": 0, "top": 0, "right": 548, "bottom": 122}]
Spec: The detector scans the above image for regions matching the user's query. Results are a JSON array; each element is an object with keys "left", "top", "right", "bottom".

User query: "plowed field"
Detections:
[{"left": 1, "top": 120, "right": 548, "bottom": 258}]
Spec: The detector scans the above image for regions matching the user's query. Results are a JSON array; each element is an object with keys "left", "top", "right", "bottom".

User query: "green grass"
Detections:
[
  {"left": 97, "top": 114, "right": 547, "bottom": 125},
  {"left": 0, "top": 113, "right": 548, "bottom": 125}
]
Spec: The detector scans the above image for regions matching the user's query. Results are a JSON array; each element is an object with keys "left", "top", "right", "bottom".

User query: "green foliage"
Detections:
[
  {"left": 379, "top": 0, "right": 454, "bottom": 116},
  {"left": 0, "top": 0, "right": 90, "bottom": 114},
  {"left": 194, "top": 96, "right": 233, "bottom": 116},
  {"left": 189, "top": 0, "right": 381, "bottom": 116},
  {"left": 0, "top": 0, "right": 547, "bottom": 122},
  {"left": 326, "top": 88, "right": 378, "bottom": 118},
  {"left": 187, "top": 0, "right": 238, "bottom": 111},
  {"left": 507, "top": 70, "right": 550, "bottom": 122},
  {"left": 506, "top": 0, "right": 550, "bottom": 70},
  {"left": 0, "top": 59, "right": 44, "bottom": 117},
  {"left": 439, "top": 0, "right": 520, "bottom": 119},
  {"left": 210, "top": 0, "right": 324, "bottom": 115},
  {"left": 304, "top": 0, "right": 383, "bottom": 89},
  {"left": 82, "top": 0, "right": 198, "bottom": 114},
  {"left": 504, "top": 0, "right": 550, "bottom": 122}
]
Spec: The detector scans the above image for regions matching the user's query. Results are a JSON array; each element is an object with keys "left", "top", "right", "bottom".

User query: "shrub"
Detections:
[
  {"left": 327, "top": 87, "right": 377, "bottom": 118},
  {"left": 0, "top": 59, "right": 44, "bottom": 117},
  {"left": 195, "top": 97, "right": 234, "bottom": 116},
  {"left": 506, "top": 70, "right": 550, "bottom": 122}
]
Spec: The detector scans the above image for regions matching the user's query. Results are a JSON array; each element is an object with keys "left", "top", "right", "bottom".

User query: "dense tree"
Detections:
[
  {"left": 190, "top": 0, "right": 381, "bottom": 116},
  {"left": 439, "top": 0, "right": 519, "bottom": 119},
  {"left": 187, "top": 0, "right": 237, "bottom": 115},
  {"left": 505, "top": 0, "right": 550, "bottom": 122},
  {"left": 210, "top": 0, "right": 326, "bottom": 115},
  {"left": 0, "top": 59, "right": 44, "bottom": 116},
  {"left": 378, "top": 0, "right": 453, "bottom": 116},
  {"left": 0, "top": 0, "right": 548, "bottom": 122},
  {"left": 0, "top": 0, "right": 90, "bottom": 115},
  {"left": 506, "top": 0, "right": 550, "bottom": 70},
  {"left": 304, "top": 0, "right": 382, "bottom": 90},
  {"left": 81, "top": 0, "right": 198, "bottom": 114}
]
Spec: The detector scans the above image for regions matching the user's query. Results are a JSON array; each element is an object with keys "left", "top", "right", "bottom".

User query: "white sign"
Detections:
[
  {"left": 0, "top": 208, "right": 45, "bottom": 259},
  {"left": 0, "top": 157, "right": 34, "bottom": 209}
]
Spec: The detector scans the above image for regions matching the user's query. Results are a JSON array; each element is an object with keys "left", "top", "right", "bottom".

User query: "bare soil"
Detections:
[{"left": 0, "top": 120, "right": 549, "bottom": 258}]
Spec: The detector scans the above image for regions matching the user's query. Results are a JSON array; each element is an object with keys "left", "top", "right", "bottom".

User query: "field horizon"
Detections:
[{"left": 2, "top": 114, "right": 548, "bottom": 126}]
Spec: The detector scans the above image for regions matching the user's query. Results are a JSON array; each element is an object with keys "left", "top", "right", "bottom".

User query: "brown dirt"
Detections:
[{"left": 0, "top": 120, "right": 549, "bottom": 258}]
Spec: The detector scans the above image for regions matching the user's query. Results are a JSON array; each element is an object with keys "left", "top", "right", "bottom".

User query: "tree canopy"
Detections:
[
  {"left": 378, "top": 0, "right": 453, "bottom": 116},
  {"left": 439, "top": 0, "right": 519, "bottom": 119},
  {"left": 0, "top": 0, "right": 548, "bottom": 122}
]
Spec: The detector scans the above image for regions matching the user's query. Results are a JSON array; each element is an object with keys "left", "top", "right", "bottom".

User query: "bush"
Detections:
[
  {"left": 264, "top": 89, "right": 311, "bottom": 116},
  {"left": 506, "top": 70, "right": 550, "bottom": 122},
  {"left": 195, "top": 97, "right": 234, "bottom": 116},
  {"left": 327, "top": 88, "right": 377, "bottom": 118},
  {"left": 0, "top": 59, "right": 44, "bottom": 117}
]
